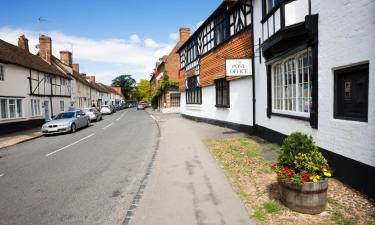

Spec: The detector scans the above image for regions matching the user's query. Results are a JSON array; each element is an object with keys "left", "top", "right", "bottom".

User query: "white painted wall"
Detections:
[
  {"left": 181, "top": 77, "right": 253, "bottom": 126},
  {"left": 253, "top": 0, "right": 375, "bottom": 167}
]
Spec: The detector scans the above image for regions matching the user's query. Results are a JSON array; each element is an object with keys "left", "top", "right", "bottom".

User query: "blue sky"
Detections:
[{"left": 0, "top": 0, "right": 222, "bottom": 84}]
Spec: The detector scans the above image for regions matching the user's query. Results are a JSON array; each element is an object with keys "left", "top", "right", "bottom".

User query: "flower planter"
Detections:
[{"left": 279, "top": 178, "right": 328, "bottom": 214}]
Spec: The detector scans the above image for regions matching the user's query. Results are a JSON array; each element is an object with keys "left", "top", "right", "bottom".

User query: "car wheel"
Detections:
[{"left": 71, "top": 123, "right": 76, "bottom": 133}]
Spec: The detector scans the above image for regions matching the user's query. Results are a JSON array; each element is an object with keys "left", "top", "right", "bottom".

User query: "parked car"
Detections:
[
  {"left": 137, "top": 104, "right": 145, "bottom": 110},
  {"left": 109, "top": 105, "right": 116, "bottom": 113},
  {"left": 83, "top": 107, "right": 102, "bottom": 122},
  {"left": 100, "top": 105, "right": 112, "bottom": 115},
  {"left": 42, "top": 110, "right": 90, "bottom": 135}
]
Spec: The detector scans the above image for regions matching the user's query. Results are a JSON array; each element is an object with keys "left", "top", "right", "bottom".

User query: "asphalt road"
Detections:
[{"left": 0, "top": 108, "right": 158, "bottom": 225}]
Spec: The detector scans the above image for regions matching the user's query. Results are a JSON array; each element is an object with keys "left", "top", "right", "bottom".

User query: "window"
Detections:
[
  {"left": 266, "top": 0, "right": 281, "bottom": 14},
  {"left": 31, "top": 99, "right": 41, "bottom": 117},
  {"left": 170, "top": 93, "right": 181, "bottom": 107},
  {"left": 0, "top": 98, "right": 23, "bottom": 120},
  {"left": 0, "top": 64, "right": 4, "bottom": 81},
  {"left": 186, "top": 76, "right": 202, "bottom": 104},
  {"left": 215, "top": 13, "right": 230, "bottom": 45},
  {"left": 272, "top": 48, "right": 312, "bottom": 117},
  {"left": 334, "top": 63, "right": 369, "bottom": 122},
  {"left": 60, "top": 101, "right": 65, "bottom": 112},
  {"left": 215, "top": 78, "right": 230, "bottom": 107}
]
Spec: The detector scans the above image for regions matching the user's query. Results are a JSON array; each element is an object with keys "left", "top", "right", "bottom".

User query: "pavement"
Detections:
[
  {"left": 0, "top": 108, "right": 158, "bottom": 225},
  {"left": 0, "top": 127, "right": 43, "bottom": 150},
  {"left": 129, "top": 110, "right": 254, "bottom": 225}
]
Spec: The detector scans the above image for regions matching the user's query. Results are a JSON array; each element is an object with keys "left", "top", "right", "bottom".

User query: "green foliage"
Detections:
[
  {"left": 135, "top": 79, "right": 151, "bottom": 102},
  {"left": 150, "top": 70, "right": 177, "bottom": 109},
  {"left": 253, "top": 207, "right": 268, "bottom": 221},
  {"left": 111, "top": 75, "right": 136, "bottom": 100},
  {"left": 278, "top": 132, "right": 327, "bottom": 174}
]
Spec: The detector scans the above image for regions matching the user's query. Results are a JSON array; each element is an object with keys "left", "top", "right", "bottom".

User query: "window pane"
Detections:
[
  {"left": 17, "top": 99, "right": 22, "bottom": 117},
  {"left": 9, "top": 99, "right": 16, "bottom": 118},
  {"left": 1, "top": 99, "right": 8, "bottom": 118}
]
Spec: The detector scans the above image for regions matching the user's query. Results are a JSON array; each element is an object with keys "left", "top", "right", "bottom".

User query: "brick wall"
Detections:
[{"left": 200, "top": 31, "right": 252, "bottom": 87}]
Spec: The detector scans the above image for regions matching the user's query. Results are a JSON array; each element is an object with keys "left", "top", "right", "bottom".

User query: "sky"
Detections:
[{"left": 0, "top": 0, "right": 222, "bottom": 84}]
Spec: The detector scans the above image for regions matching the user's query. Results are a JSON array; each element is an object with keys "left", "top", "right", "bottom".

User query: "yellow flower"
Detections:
[
  {"left": 309, "top": 175, "right": 321, "bottom": 183},
  {"left": 324, "top": 171, "right": 331, "bottom": 177}
]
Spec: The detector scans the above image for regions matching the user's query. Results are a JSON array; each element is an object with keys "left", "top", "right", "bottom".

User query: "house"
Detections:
[
  {"left": 0, "top": 35, "right": 71, "bottom": 134},
  {"left": 252, "top": 0, "right": 375, "bottom": 198},
  {"left": 178, "top": 0, "right": 375, "bottom": 198},
  {"left": 177, "top": 1, "right": 253, "bottom": 130},
  {"left": 151, "top": 27, "right": 190, "bottom": 113}
]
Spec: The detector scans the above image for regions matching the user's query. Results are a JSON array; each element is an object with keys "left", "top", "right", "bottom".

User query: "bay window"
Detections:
[
  {"left": 272, "top": 48, "right": 312, "bottom": 117},
  {"left": 0, "top": 98, "right": 24, "bottom": 120}
]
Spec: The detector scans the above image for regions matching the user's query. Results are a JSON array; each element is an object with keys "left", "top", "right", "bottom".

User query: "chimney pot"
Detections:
[
  {"left": 18, "top": 34, "right": 29, "bottom": 52},
  {"left": 179, "top": 27, "right": 190, "bottom": 42},
  {"left": 60, "top": 51, "right": 72, "bottom": 67},
  {"left": 39, "top": 35, "right": 52, "bottom": 64}
]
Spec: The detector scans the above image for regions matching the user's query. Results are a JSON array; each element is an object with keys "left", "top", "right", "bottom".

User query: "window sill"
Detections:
[
  {"left": 271, "top": 112, "right": 309, "bottom": 121},
  {"left": 333, "top": 115, "right": 368, "bottom": 123},
  {"left": 215, "top": 105, "right": 230, "bottom": 108}
]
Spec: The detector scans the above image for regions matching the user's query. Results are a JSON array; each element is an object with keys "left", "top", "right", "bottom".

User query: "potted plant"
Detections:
[{"left": 272, "top": 132, "right": 333, "bottom": 214}]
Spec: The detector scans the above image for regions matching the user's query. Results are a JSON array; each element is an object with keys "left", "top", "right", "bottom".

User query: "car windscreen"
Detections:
[{"left": 54, "top": 112, "right": 75, "bottom": 119}]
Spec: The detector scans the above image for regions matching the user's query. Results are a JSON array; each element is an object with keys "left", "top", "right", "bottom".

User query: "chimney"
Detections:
[
  {"left": 72, "top": 63, "right": 79, "bottom": 74},
  {"left": 18, "top": 35, "right": 29, "bottom": 52},
  {"left": 89, "top": 76, "right": 96, "bottom": 83},
  {"left": 179, "top": 27, "right": 190, "bottom": 42},
  {"left": 39, "top": 35, "right": 52, "bottom": 64},
  {"left": 60, "top": 51, "right": 72, "bottom": 67}
]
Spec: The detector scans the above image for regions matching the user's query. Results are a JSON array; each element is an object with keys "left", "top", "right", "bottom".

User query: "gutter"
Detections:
[{"left": 251, "top": 3, "right": 256, "bottom": 134}]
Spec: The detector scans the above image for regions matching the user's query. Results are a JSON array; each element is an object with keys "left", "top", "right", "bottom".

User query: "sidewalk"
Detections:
[
  {"left": 129, "top": 111, "right": 254, "bottom": 225},
  {"left": 0, "top": 128, "right": 42, "bottom": 150}
]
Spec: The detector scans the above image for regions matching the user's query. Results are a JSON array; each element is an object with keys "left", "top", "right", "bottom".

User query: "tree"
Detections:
[
  {"left": 111, "top": 75, "right": 136, "bottom": 100},
  {"left": 135, "top": 79, "right": 151, "bottom": 102}
]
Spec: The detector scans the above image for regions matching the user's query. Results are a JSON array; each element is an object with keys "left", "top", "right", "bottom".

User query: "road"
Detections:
[{"left": 0, "top": 108, "right": 158, "bottom": 225}]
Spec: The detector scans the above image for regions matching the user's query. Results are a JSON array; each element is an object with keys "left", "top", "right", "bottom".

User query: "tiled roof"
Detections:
[{"left": 0, "top": 39, "right": 67, "bottom": 77}]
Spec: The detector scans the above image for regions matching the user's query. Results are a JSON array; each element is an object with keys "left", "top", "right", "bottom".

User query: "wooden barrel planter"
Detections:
[{"left": 279, "top": 178, "right": 328, "bottom": 214}]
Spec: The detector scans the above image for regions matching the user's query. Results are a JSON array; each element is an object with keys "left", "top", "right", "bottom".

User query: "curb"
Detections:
[{"left": 0, "top": 133, "right": 43, "bottom": 150}]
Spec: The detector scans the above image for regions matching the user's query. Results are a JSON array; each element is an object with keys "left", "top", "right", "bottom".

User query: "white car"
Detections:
[
  {"left": 42, "top": 110, "right": 90, "bottom": 135},
  {"left": 100, "top": 106, "right": 112, "bottom": 115}
]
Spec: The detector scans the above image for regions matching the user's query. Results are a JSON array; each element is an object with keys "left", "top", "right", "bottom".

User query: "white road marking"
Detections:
[
  {"left": 46, "top": 133, "right": 95, "bottom": 157},
  {"left": 150, "top": 115, "right": 157, "bottom": 121},
  {"left": 116, "top": 117, "right": 121, "bottom": 121},
  {"left": 102, "top": 122, "right": 114, "bottom": 129},
  {"left": 0, "top": 173, "right": 4, "bottom": 177}
]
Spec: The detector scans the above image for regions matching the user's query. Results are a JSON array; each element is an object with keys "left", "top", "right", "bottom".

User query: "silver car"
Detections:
[
  {"left": 42, "top": 110, "right": 90, "bottom": 135},
  {"left": 83, "top": 107, "right": 102, "bottom": 122}
]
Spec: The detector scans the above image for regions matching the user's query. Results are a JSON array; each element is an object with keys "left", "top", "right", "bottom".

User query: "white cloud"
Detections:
[
  {"left": 144, "top": 38, "right": 159, "bottom": 48},
  {"left": 129, "top": 34, "right": 141, "bottom": 43},
  {"left": 169, "top": 32, "right": 179, "bottom": 41},
  {"left": 0, "top": 27, "right": 174, "bottom": 83}
]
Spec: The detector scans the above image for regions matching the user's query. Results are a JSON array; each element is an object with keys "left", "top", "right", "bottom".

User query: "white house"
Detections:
[
  {"left": 252, "top": 0, "right": 374, "bottom": 199},
  {"left": 0, "top": 35, "right": 71, "bottom": 134},
  {"left": 178, "top": 0, "right": 374, "bottom": 198}
]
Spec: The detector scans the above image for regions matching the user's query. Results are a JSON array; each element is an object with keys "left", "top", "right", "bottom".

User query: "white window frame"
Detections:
[
  {"left": 0, "top": 98, "right": 24, "bottom": 120},
  {"left": 31, "top": 99, "right": 41, "bottom": 117},
  {"left": 271, "top": 48, "right": 312, "bottom": 118},
  {"left": 0, "top": 63, "right": 5, "bottom": 81},
  {"left": 60, "top": 100, "right": 65, "bottom": 112}
]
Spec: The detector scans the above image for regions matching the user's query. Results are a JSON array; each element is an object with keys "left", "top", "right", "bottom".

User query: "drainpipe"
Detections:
[
  {"left": 50, "top": 76, "right": 53, "bottom": 118},
  {"left": 251, "top": 3, "right": 256, "bottom": 134}
]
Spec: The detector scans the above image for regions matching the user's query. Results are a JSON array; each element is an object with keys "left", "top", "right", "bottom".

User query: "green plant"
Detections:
[
  {"left": 253, "top": 207, "right": 268, "bottom": 221},
  {"left": 150, "top": 70, "right": 178, "bottom": 109},
  {"left": 272, "top": 132, "right": 332, "bottom": 184},
  {"left": 263, "top": 201, "right": 283, "bottom": 213},
  {"left": 332, "top": 211, "right": 356, "bottom": 225}
]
